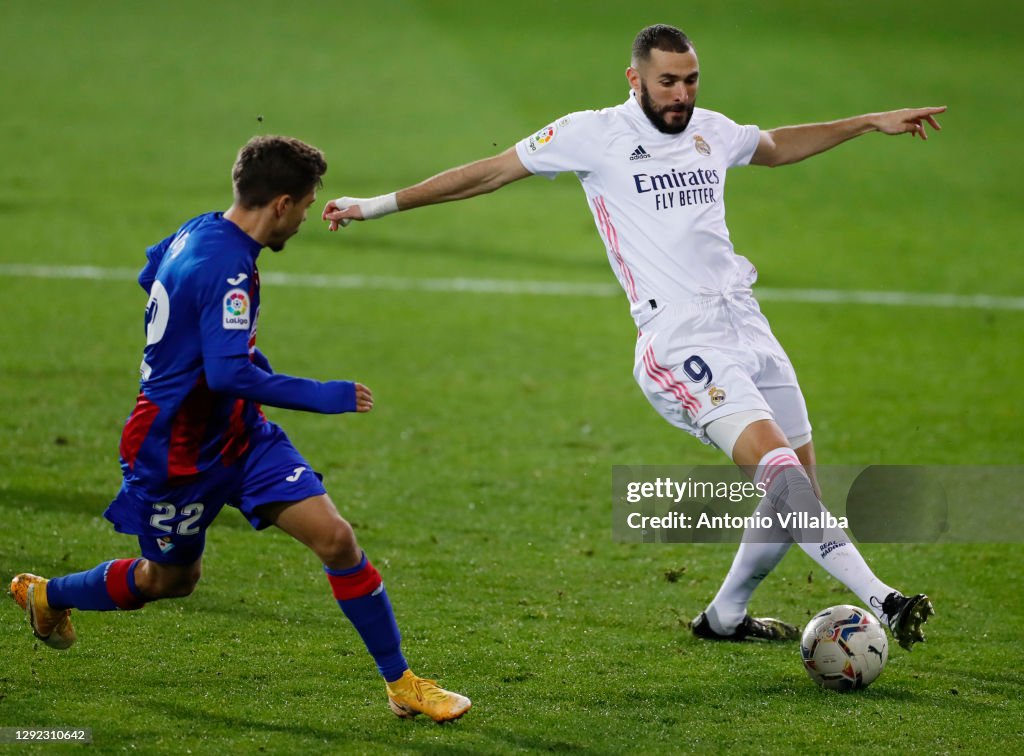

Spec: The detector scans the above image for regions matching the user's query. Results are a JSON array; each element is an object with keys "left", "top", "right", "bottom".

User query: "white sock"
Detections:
[
  {"left": 704, "top": 497, "right": 793, "bottom": 634},
  {"left": 757, "top": 447, "right": 898, "bottom": 622}
]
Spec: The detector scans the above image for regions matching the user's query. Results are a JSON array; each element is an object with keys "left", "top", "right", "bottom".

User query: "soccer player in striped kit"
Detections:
[
  {"left": 323, "top": 25, "right": 941, "bottom": 649},
  {"left": 10, "top": 136, "right": 470, "bottom": 722}
]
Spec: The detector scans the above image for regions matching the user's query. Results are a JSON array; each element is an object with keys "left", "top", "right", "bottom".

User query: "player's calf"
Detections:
[
  {"left": 11, "top": 557, "right": 206, "bottom": 650},
  {"left": 35, "top": 559, "right": 147, "bottom": 614},
  {"left": 133, "top": 559, "right": 201, "bottom": 599}
]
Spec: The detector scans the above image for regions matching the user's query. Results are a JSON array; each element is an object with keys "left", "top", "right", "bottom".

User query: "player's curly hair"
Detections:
[
  {"left": 631, "top": 24, "right": 692, "bottom": 64},
  {"left": 232, "top": 135, "right": 327, "bottom": 208}
]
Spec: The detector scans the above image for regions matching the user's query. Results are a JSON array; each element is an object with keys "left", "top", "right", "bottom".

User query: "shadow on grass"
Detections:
[
  {"left": 134, "top": 697, "right": 499, "bottom": 754},
  {"left": 753, "top": 679, "right": 924, "bottom": 702},
  {"left": 474, "top": 727, "right": 586, "bottom": 752},
  {"left": 135, "top": 697, "right": 359, "bottom": 746}
]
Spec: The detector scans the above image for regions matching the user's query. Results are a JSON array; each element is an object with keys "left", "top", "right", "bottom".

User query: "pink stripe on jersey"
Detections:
[
  {"left": 593, "top": 196, "right": 638, "bottom": 303},
  {"left": 593, "top": 196, "right": 610, "bottom": 240},
  {"left": 597, "top": 197, "right": 620, "bottom": 256},
  {"left": 642, "top": 344, "right": 701, "bottom": 415}
]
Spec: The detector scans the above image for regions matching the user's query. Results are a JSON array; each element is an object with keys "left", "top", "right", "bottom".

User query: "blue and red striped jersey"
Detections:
[
  {"left": 119, "top": 211, "right": 360, "bottom": 492},
  {"left": 119, "top": 212, "right": 266, "bottom": 488}
]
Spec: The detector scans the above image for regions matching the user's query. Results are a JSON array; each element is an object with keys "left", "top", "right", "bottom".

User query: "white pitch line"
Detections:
[
  {"left": 1, "top": 263, "right": 1023, "bottom": 312},
  {"left": 753, "top": 287, "right": 1024, "bottom": 311}
]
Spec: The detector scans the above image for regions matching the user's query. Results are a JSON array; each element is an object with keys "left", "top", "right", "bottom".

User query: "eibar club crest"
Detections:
[{"left": 694, "top": 135, "right": 711, "bottom": 156}]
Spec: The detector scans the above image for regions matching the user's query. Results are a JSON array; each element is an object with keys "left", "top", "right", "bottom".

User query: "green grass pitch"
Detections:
[{"left": 1, "top": 1, "right": 1022, "bottom": 752}]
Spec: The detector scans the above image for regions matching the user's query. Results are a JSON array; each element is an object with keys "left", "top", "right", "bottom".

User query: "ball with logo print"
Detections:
[{"left": 800, "top": 604, "right": 888, "bottom": 690}]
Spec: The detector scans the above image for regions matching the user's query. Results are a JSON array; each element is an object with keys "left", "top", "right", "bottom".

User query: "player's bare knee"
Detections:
[
  {"left": 176, "top": 562, "right": 202, "bottom": 596},
  {"left": 172, "top": 580, "right": 199, "bottom": 597},
  {"left": 315, "top": 519, "right": 360, "bottom": 570},
  {"left": 160, "top": 570, "right": 200, "bottom": 598},
  {"left": 137, "top": 559, "right": 201, "bottom": 599}
]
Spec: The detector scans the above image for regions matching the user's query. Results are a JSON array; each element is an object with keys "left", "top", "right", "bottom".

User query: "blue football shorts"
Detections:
[{"left": 104, "top": 421, "right": 326, "bottom": 564}]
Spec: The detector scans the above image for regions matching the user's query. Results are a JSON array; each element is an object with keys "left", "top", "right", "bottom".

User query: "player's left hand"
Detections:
[
  {"left": 354, "top": 383, "right": 374, "bottom": 413},
  {"left": 874, "top": 106, "right": 946, "bottom": 140}
]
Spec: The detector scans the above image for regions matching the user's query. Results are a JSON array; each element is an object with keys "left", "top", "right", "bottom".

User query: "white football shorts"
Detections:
[{"left": 633, "top": 292, "right": 812, "bottom": 447}]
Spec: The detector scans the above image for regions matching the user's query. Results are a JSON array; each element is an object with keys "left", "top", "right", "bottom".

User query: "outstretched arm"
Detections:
[
  {"left": 206, "top": 356, "right": 374, "bottom": 414},
  {"left": 322, "top": 146, "right": 531, "bottom": 230},
  {"left": 751, "top": 106, "right": 946, "bottom": 167}
]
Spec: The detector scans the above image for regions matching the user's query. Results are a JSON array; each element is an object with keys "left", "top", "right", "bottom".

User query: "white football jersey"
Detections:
[{"left": 515, "top": 94, "right": 761, "bottom": 326}]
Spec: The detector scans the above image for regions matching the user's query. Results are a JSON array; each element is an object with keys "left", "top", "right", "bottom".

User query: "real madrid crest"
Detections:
[
  {"left": 707, "top": 386, "right": 726, "bottom": 406},
  {"left": 694, "top": 135, "right": 711, "bottom": 156}
]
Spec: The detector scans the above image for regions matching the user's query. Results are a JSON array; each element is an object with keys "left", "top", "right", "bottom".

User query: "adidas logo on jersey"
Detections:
[{"left": 629, "top": 145, "right": 651, "bottom": 161}]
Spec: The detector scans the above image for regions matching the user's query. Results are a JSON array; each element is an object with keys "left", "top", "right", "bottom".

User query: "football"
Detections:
[{"left": 800, "top": 604, "right": 888, "bottom": 690}]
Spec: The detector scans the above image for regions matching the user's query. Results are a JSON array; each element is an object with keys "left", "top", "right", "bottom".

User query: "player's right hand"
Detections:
[
  {"left": 322, "top": 197, "right": 365, "bottom": 231},
  {"left": 354, "top": 383, "right": 374, "bottom": 413}
]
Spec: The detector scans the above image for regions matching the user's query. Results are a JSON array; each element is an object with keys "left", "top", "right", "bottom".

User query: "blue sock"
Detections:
[
  {"left": 47, "top": 559, "right": 145, "bottom": 611},
  {"left": 325, "top": 554, "right": 408, "bottom": 682}
]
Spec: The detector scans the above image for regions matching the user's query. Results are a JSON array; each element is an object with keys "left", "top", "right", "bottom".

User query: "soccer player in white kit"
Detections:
[{"left": 323, "top": 25, "right": 941, "bottom": 650}]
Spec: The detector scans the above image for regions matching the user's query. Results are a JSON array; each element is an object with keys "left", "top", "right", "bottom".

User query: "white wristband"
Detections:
[{"left": 348, "top": 193, "right": 399, "bottom": 220}]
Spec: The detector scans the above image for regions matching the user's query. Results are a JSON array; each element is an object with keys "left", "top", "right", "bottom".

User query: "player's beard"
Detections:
[{"left": 639, "top": 81, "right": 694, "bottom": 135}]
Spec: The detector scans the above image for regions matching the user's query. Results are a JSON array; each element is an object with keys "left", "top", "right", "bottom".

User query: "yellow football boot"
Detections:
[
  {"left": 9, "top": 574, "right": 77, "bottom": 650},
  {"left": 385, "top": 669, "right": 471, "bottom": 723}
]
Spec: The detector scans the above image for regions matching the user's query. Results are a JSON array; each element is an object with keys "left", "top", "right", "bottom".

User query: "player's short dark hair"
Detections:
[
  {"left": 232, "top": 135, "right": 327, "bottom": 208},
  {"left": 631, "top": 24, "right": 692, "bottom": 64}
]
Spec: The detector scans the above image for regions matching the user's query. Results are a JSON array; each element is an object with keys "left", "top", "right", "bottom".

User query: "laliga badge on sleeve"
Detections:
[
  {"left": 223, "top": 288, "right": 251, "bottom": 330},
  {"left": 528, "top": 123, "right": 557, "bottom": 153}
]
